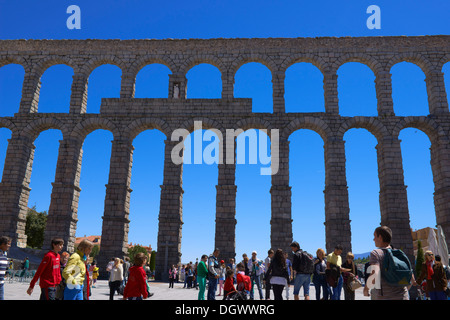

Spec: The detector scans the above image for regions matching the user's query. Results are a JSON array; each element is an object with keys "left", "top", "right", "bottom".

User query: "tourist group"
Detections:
[{"left": 0, "top": 226, "right": 448, "bottom": 300}]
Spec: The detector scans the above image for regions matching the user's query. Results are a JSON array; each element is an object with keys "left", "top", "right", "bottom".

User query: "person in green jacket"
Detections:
[{"left": 197, "top": 255, "right": 209, "bottom": 300}]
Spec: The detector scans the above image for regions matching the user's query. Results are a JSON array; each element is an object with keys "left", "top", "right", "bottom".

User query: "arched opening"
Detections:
[
  {"left": 180, "top": 128, "right": 219, "bottom": 263},
  {"left": 344, "top": 128, "right": 380, "bottom": 255},
  {"left": 186, "top": 63, "right": 222, "bottom": 99},
  {"left": 399, "top": 128, "right": 435, "bottom": 229},
  {"left": 0, "top": 128, "right": 12, "bottom": 181},
  {"left": 285, "top": 63, "right": 325, "bottom": 113},
  {"left": 86, "top": 64, "right": 122, "bottom": 113},
  {"left": 128, "top": 129, "right": 166, "bottom": 255},
  {"left": 76, "top": 129, "right": 113, "bottom": 238},
  {"left": 442, "top": 61, "right": 450, "bottom": 111},
  {"left": 234, "top": 62, "right": 273, "bottom": 113},
  {"left": 338, "top": 62, "right": 377, "bottom": 117},
  {"left": 135, "top": 63, "right": 172, "bottom": 98},
  {"left": 391, "top": 62, "right": 428, "bottom": 116},
  {"left": 0, "top": 63, "right": 24, "bottom": 116},
  {"left": 27, "top": 129, "right": 62, "bottom": 216},
  {"left": 235, "top": 129, "right": 271, "bottom": 258},
  {"left": 38, "top": 64, "right": 73, "bottom": 113},
  {"left": 289, "top": 129, "right": 326, "bottom": 253}
]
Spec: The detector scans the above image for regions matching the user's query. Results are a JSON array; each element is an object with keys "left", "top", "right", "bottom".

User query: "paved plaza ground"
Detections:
[
  {"left": 1, "top": 279, "right": 437, "bottom": 320},
  {"left": 4, "top": 278, "right": 370, "bottom": 300}
]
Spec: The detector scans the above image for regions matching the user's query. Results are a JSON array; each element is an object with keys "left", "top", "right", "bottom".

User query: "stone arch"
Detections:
[
  {"left": 81, "top": 55, "right": 126, "bottom": 77},
  {"left": 230, "top": 54, "right": 278, "bottom": 79},
  {"left": 124, "top": 117, "right": 170, "bottom": 142},
  {"left": 337, "top": 117, "right": 389, "bottom": 143},
  {"left": 283, "top": 59, "right": 326, "bottom": 113},
  {"left": 234, "top": 117, "right": 273, "bottom": 132},
  {"left": 31, "top": 55, "right": 77, "bottom": 77},
  {"left": 0, "top": 118, "right": 16, "bottom": 132},
  {"left": 280, "top": 53, "right": 328, "bottom": 75},
  {"left": 179, "top": 55, "right": 225, "bottom": 76},
  {"left": 332, "top": 52, "right": 383, "bottom": 76},
  {"left": 438, "top": 53, "right": 450, "bottom": 72},
  {"left": 392, "top": 116, "right": 447, "bottom": 144},
  {"left": 20, "top": 117, "right": 70, "bottom": 142},
  {"left": 386, "top": 52, "right": 434, "bottom": 77},
  {"left": 128, "top": 55, "right": 176, "bottom": 78},
  {"left": 282, "top": 116, "right": 332, "bottom": 143},
  {"left": 183, "top": 61, "right": 223, "bottom": 99},
  {"left": 70, "top": 117, "right": 121, "bottom": 142},
  {"left": 0, "top": 56, "right": 30, "bottom": 72},
  {"left": 31, "top": 58, "right": 76, "bottom": 113}
]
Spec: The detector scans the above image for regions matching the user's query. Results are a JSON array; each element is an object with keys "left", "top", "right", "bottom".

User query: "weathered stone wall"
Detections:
[{"left": 0, "top": 36, "right": 449, "bottom": 280}]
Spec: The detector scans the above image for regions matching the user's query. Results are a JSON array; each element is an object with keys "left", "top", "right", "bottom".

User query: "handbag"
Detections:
[{"left": 348, "top": 275, "right": 362, "bottom": 291}]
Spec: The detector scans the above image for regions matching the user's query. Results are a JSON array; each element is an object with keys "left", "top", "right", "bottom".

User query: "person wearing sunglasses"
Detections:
[{"left": 414, "top": 251, "right": 448, "bottom": 300}]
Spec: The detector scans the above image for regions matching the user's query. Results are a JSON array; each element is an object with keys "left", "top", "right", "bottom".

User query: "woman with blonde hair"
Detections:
[
  {"left": 62, "top": 239, "right": 94, "bottom": 300},
  {"left": 108, "top": 257, "right": 124, "bottom": 300},
  {"left": 313, "top": 248, "right": 329, "bottom": 300},
  {"left": 414, "top": 251, "right": 447, "bottom": 300}
]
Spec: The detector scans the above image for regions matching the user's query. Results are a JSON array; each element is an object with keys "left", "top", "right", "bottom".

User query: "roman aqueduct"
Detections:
[{"left": 0, "top": 36, "right": 449, "bottom": 279}]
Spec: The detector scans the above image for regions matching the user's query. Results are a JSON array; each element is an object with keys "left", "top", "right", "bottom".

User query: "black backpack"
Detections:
[{"left": 294, "top": 250, "right": 314, "bottom": 274}]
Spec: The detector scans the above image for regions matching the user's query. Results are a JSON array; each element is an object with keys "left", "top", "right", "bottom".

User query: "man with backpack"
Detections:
[
  {"left": 290, "top": 241, "right": 314, "bottom": 300},
  {"left": 363, "top": 226, "right": 411, "bottom": 300}
]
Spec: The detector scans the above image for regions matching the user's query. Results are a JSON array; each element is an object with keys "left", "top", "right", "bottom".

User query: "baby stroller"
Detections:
[
  {"left": 225, "top": 274, "right": 251, "bottom": 300},
  {"left": 225, "top": 287, "right": 249, "bottom": 300},
  {"left": 415, "top": 280, "right": 428, "bottom": 300},
  {"left": 225, "top": 289, "right": 248, "bottom": 300}
]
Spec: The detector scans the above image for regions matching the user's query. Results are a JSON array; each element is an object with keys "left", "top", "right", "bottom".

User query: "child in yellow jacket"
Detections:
[{"left": 62, "top": 239, "right": 93, "bottom": 300}]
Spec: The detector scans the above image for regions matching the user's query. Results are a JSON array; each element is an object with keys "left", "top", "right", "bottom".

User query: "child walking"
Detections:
[
  {"left": 123, "top": 253, "right": 148, "bottom": 300},
  {"left": 92, "top": 263, "right": 99, "bottom": 288},
  {"left": 217, "top": 261, "right": 226, "bottom": 295},
  {"left": 62, "top": 239, "right": 94, "bottom": 300}
]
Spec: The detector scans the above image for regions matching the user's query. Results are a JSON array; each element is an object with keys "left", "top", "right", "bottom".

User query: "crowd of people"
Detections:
[
  {"left": 0, "top": 225, "right": 448, "bottom": 301},
  {"left": 169, "top": 226, "right": 450, "bottom": 301},
  {"left": 0, "top": 236, "right": 154, "bottom": 300}
]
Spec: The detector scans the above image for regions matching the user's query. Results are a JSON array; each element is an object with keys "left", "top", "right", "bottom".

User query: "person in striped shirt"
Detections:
[{"left": 0, "top": 236, "right": 12, "bottom": 300}]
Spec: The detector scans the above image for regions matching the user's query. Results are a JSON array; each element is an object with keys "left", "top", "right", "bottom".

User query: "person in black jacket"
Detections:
[{"left": 265, "top": 249, "right": 290, "bottom": 300}]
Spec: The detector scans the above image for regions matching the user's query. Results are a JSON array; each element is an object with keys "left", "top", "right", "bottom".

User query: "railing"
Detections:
[{"left": 5, "top": 269, "right": 36, "bottom": 283}]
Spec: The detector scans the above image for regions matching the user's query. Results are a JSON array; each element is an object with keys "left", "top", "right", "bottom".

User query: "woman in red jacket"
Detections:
[
  {"left": 123, "top": 253, "right": 148, "bottom": 300},
  {"left": 27, "top": 238, "right": 64, "bottom": 300}
]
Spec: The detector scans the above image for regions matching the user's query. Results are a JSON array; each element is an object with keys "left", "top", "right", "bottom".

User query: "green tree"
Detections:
[
  {"left": 90, "top": 245, "right": 100, "bottom": 259},
  {"left": 415, "top": 240, "right": 424, "bottom": 278},
  {"left": 25, "top": 206, "right": 47, "bottom": 249},
  {"left": 150, "top": 250, "right": 156, "bottom": 271},
  {"left": 128, "top": 245, "right": 149, "bottom": 265}
]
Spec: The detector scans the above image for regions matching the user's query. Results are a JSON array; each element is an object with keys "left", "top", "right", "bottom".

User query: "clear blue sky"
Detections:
[{"left": 0, "top": 1, "right": 449, "bottom": 263}]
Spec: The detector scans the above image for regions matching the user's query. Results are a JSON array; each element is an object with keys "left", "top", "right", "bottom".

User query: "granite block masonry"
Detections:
[{"left": 0, "top": 36, "right": 449, "bottom": 280}]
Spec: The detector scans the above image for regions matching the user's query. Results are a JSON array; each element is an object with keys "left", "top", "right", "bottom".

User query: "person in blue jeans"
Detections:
[
  {"left": 326, "top": 245, "right": 351, "bottom": 300},
  {"left": 207, "top": 248, "right": 220, "bottom": 300},
  {"left": 248, "top": 251, "right": 264, "bottom": 300},
  {"left": 290, "top": 241, "right": 312, "bottom": 300},
  {"left": 313, "top": 248, "right": 330, "bottom": 300}
]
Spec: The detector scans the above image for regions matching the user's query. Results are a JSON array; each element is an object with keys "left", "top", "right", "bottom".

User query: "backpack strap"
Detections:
[{"left": 380, "top": 248, "right": 390, "bottom": 297}]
